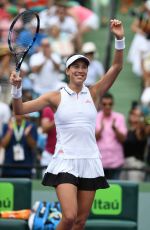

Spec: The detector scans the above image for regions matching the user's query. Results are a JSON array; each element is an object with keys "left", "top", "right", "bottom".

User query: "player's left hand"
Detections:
[
  {"left": 9, "top": 71, "right": 22, "bottom": 88},
  {"left": 110, "top": 19, "right": 124, "bottom": 40}
]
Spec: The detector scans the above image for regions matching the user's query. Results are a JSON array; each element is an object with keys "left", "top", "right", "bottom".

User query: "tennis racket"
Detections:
[{"left": 8, "top": 10, "right": 40, "bottom": 73}]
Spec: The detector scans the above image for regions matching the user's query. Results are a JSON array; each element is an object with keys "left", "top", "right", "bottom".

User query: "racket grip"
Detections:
[{"left": 11, "top": 85, "right": 22, "bottom": 99}]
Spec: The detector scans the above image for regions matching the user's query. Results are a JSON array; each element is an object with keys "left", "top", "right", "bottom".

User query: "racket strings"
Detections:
[
  {"left": 10, "top": 12, "right": 38, "bottom": 53},
  {"left": 8, "top": 10, "right": 39, "bottom": 71},
  {"left": 14, "top": 52, "right": 26, "bottom": 66}
]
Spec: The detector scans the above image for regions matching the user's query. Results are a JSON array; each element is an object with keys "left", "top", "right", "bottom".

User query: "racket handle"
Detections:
[{"left": 15, "top": 70, "right": 22, "bottom": 89}]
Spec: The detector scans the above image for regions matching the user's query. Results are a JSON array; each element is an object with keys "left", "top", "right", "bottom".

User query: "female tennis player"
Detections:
[{"left": 10, "top": 19, "right": 125, "bottom": 230}]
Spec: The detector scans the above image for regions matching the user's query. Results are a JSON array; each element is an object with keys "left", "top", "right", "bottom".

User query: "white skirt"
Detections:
[{"left": 42, "top": 156, "right": 109, "bottom": 190}]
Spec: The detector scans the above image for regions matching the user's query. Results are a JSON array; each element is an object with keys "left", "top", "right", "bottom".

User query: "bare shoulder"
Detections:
[
  {"left": 89, "top": 81, "right": 102, "bottom": 99},
  {"left": 88, "top": 84, "right": 102, "bottom": 110},
  {"left": 42, "top": 90, "right": 61, "bottom": 111}
]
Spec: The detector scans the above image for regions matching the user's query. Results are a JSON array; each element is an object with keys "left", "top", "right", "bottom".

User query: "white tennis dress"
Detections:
[{"left": 42, "top": 85, "right": 109, "bottom": 190}]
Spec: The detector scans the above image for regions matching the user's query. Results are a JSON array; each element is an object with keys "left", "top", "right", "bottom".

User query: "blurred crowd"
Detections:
[{"left": 0, "top": 0, "right": 150, "bottom": 182}]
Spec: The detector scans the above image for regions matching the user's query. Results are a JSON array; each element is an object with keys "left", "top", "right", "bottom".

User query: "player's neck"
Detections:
[{"left": 68, "top": 83, "right": 83, "bottom": 94}]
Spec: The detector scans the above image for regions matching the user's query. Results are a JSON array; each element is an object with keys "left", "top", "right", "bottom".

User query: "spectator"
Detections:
[
  {"left": 47, "top": 4, "right": 79, "bottom": 50},
  {"left": 16, "top": 17, "right": 47, "bottom": 56},
  {"left": 81, "top": 41, "right": 105, "bottom": 86},
  {"left": 0, "top": 99, "right": 11, "bottom": 127},
  {"left": 29, "top": 38, "right": 65, "bottom": 96},
  {"left": 40, "top": 106, "right": 56, "bottom": 173},
  {"left": 141, "top": 85, "right": 150, "bottom": 106},
  {"left": 0, "top": 45, "right": 14, "bottom": 104},
  {"left": 0, "top": 98, "right": 11, "bottom": 174},
  {"left": 47, "top": 23, "right": 75, "bottom": 58},
  {"left": 141, "top": 50, "right": 150, "bottom": 87},
  {"left": 122, "top": 105, "right": 147, "bottom": 182},
  {"left": 0, "top": 4, "right": 19, "bottom": 44},
  {"left": 1, "top": 114, "right": 38, "bottom": 178},
  {"left": 140, "top": 51, "right": 150, "bottom": 115},
  {"left": 48, "top": 4, "right": 78, "bottom": 37},
  {"left": 96, "top": 93, "right": 127, "bottom": 179},
  {"left": 65, "top": 1, "right": 100, "bottom": 34},
  {"left": 127, "top": 0, "right": 150, "bottom": 76},
  {"left": 65, "top": 1, "right": 100, "bottom": 49},
  {"left": 24, "top": 0, "right": 49, "bottom": 12},
  {"left": 39, "top": 0, "right": 57, "bottom": 29},
  {"left": 0, "top": 0, "right": 11, "bottom": 21}
]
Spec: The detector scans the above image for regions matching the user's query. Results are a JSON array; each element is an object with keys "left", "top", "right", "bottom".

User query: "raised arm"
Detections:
[
  {"left": 90, "top": 19, "right": 125, "bottom": 108},
  {"left": 9, "top": 71, "right": 60, "bottom": 115}
]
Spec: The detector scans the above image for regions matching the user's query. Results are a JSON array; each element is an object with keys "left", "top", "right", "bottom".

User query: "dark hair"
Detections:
[
  {"left": 101, "top": 92, "right": 114, "bottom": 101},
  {"left": 131, "top": 100, "right": 139, "bottom": 110}
]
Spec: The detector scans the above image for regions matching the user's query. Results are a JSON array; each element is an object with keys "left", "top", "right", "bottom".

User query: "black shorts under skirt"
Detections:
[{"left": 42, "top": 172, "right": 109, "bottom": 191}]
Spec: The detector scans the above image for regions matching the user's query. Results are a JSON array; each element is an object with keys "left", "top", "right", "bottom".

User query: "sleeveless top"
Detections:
[{"left": 53, "top": 85, "right": 100, "bottom": 159}]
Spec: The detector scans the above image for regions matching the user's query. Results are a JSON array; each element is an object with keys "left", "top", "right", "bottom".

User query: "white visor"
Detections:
[{"left": 66, "top": 54, "right": 90, "bottom": 68}]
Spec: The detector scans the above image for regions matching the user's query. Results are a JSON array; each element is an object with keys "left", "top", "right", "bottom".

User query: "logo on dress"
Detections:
[
  {"left": 85, "top": 99, "right": 92, "bottom": 103},
  {"left": 58, "top": 149, "right": 64, "bottom": 154}
]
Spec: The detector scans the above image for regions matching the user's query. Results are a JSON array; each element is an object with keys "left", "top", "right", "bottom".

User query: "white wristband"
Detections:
[
  {"left": 11, "top": 85, "right": 22, "bottom": 99},
  {"left": 115, "top": 37, "right": 125, "bottom": 50}
]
